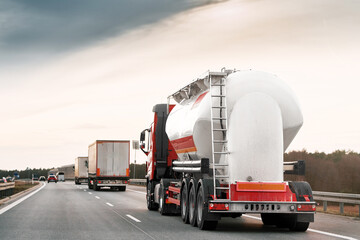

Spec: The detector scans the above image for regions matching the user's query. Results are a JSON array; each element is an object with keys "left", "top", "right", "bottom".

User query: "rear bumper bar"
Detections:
[
  {"left": 209, "top": 201, "right": 316, "bottom": 214},
  {"left": 97, "top": 184, "right": 126, "bottom": 187}
]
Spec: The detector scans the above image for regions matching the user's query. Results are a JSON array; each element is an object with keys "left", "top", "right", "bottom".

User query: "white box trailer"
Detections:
[
  {"left": 75, "top": 157, "right": 88, "bottom": 184},
  {"left": 88, "top": 140, "right": 130, "bottom": 191}
]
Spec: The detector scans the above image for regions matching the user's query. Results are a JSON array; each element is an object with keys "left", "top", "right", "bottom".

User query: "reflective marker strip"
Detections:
[
  {"left": 242, "top": 215, "right": 357, "bottom": 240},
  {"left": 126, "top": 214, "right": 141, "bottom": 222}
]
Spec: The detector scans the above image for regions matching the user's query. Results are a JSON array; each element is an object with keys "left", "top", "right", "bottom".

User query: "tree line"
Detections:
[
  {"left": 0, "top": 168, "right": 52, "bottom": 179},
  {"left": 285, "top": 150, "right": 360, "bottom": 193}
]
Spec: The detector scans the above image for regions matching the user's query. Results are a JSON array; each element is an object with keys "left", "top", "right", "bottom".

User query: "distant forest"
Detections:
[
  {"left": 0, "top": 168, "right": 51, "bottom": 179},
  {"left": 1, "top": 150, "right": 359, "bottom": 193},
  {"left": 284, "top": 150, "right": 360, "bottom": 194}
]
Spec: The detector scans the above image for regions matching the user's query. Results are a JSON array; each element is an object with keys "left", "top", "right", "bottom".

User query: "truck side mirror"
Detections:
[{"left": 140, "top": 130, "right": 146, "bottom": 142}]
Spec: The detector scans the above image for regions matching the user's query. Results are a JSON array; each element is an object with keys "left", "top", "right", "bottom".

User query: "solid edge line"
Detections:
[
  {"left": 0, "top": 182, "right": 46, "bottom": 215},
  {"left": 126, "top": 214, "right": 141, "bottom": 223},
  {"left": 307, "top": 229, "right": 358, "bottom": 240},
  {"left": 242, "top": 214, "right": 358, "bottom": 240}
]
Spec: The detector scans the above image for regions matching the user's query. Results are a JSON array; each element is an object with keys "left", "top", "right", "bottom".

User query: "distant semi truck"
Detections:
[
  {"left": 88, "top": 140, "right": 130, "bottom": 191},
  {"left": 75, "top": 157, "right": 89, "bottom": 185}
]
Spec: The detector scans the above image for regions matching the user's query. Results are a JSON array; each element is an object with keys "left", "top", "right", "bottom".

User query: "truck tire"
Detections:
[
  {"left": 290, "top": 221, "right": 310, "bottom": 231},
  {"left": 287, "top": 181, "right": 314, "bottom": 231},
  {"left": 159, "top": 181, "right": 167, "bottom": 215},
  {"left": 196, "top": 183, "right": 218, "bottom": 230},
  {"left": 261, "top": 213, "right": 279, "bottom": 226},
  {"left": 275, "top": 214, "right": 310, "bottom": 232},
  {"left": 188, "top": 180, "right": 197, "bottom": 227},
  {"left": 181, "top": 180, "right": 189, "bottom": 223},
  {"left": 93, "top": 181, "right": 99, "bottom": 191},
  {"left": 159, "top": 179, "right": 178, "bottom": 215},
  {"left": 147, "top": 181, "right": 158, "bottom": 211}
]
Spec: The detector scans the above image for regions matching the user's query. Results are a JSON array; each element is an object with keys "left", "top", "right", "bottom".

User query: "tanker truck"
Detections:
[{"left": 140, "top": 69, "right": 315, "bottom": 231}]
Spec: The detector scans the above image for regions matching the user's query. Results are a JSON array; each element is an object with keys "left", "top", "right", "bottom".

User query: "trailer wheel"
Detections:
[
  {"left": 188, "top": 182, "right": 197, "bottom": 227},
  {"left": 181, "top": 181, "right": 189, "bottom": 223},
  {"left": 159, "top": 181, "right": 167, "bottom": 215},
  {"left": 261, "top": 213, "right": 278, "bottom": 226},
  {"left": 147, "top": 181, "right": 158, "bottom": 210},
  {"left": 196, "top": 184, "right": 218, "bottom": 230},
  {"left": 275, "top": 214, "right": 310, "bottom": 232},
  {"left": 290, "top": 221, "right": 310, "bottom": 232},
  {"left": 93, "top": 182, "right": 99, "bottom": 191},
  {"left": 88, "top": 179, "right": 93, "bottom": 189}
]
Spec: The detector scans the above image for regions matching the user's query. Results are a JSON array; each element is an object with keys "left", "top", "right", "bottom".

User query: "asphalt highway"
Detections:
[{"left": 0, "top": 182, "right": 358, "bottom": 240}]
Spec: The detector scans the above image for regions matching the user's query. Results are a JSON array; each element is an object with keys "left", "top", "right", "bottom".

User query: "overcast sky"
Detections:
[{"left": 0, "top": 0, "right": 359, "bottom": 170}]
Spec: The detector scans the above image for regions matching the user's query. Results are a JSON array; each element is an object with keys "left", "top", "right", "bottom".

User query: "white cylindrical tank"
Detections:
[{"left": 166, "top": 70, "right": 303, "bottom": 183}]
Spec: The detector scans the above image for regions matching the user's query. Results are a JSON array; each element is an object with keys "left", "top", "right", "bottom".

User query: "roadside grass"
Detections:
[{"left": 14, "top": 181, "right": 39, "bottom": 194}]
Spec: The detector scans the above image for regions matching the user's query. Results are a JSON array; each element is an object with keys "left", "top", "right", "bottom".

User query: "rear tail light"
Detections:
[
  {"left": 98, "top": 180, "right": 102, "bottom": 184},
  {"left": 297, "top": 204, "right": 316, "bottom": 212},
  {"left": 209, "top": 203, "right": 229, "bottom": 211},
  {"left": 124, "top": 181, "right": 128, "bottom": 184}
]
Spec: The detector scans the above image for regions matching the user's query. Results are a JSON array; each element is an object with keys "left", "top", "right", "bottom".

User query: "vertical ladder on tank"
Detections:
[{"left": 209, "top": 73, "right": 230, "bottom": 201}]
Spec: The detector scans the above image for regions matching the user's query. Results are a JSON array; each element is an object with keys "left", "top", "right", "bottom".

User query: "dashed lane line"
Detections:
[
  {"left": 88, "top": 192, "right": 92, "bottom": 195},
  {"left": 106, "top": 202, "right": 114, "bottom": 207},
  {"left": 126, "top": 214, "right": 141, "bottom": 223},
  {"left": 109, "top": 209, "right": 155, "bottom": 240},
  {"left": 95, "top": 196, "right": 100, "bottom": 199},
  {"left": 242, "top": 214, "right": 358, "bottom": 240}
]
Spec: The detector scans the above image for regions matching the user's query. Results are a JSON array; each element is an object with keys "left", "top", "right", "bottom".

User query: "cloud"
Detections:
[{"left": 0, "top": 0, "right": 220, "bottom": 66}]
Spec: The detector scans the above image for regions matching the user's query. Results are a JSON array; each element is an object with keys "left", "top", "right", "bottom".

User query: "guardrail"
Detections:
[
  {"left": 129, "top": 179, "right": 146, "bottom": 186},
  {"left": 313, "top": 191, "right": 360, "bottom": 217},
  {"left": 0, "top": 182, "right": 15, "bottom": 199}
]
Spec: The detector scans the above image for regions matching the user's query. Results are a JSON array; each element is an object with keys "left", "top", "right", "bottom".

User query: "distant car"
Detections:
[
  {"left": 39, "top": 176, "right": 46, "bottom": 181},
  {"left": 48, "top": 175, "right": 57, "bottom": 183}
]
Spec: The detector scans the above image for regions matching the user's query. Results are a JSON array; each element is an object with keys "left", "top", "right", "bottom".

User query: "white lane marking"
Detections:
[
  {"left": 95, "top": 196, "right": 100, "bottom": 199},
  {"left": 243, "top": 214, "right": 261, "bottom": 220},
  {"left": 110, "top": 210, "right": 154, "bottom": 240},
  {"left": 84, "top": 189, "right": 86, "bottom": 192},
  {"left": 106, "top": 202, "right": 114, "bottom": 207},
  {"left": 127, "top": 189, "right": 146, "bottom": 195},
  {"left": 88, "top": 192, "right": 92, "bottom": 195},
  {"left": 242, "top": 214, "right": 357, "bottom": 240},
  {"left": 307, "top": 229, "right": 358, "bottom": 240},
  {"left": 126, "top": 214, "right": 141, "bottom": 223},
  {"left": 0, "top": 182, "right": 46, "bottom": 215}
]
